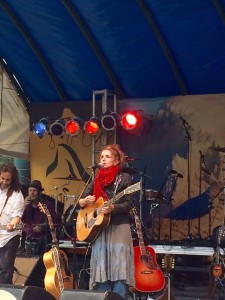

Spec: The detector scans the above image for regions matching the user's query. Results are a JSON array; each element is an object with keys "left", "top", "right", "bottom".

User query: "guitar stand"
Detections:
[
  {"left": 129, "top": 288, "right": 158, "bottom": 300},
  {"left": 71, "top": 218, "right": 78, "bottom": 289}
]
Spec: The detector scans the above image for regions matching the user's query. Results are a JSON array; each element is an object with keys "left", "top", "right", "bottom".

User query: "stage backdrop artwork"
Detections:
[{"left": 29, "top": 94, "right": 225, "bottom": 240}]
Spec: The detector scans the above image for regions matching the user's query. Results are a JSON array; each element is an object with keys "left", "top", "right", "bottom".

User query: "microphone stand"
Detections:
[
  {"left": 197, "top": 151, "right": 210, "bottom": 239},
  {"left": 167, "top": 174, "right": 179, "bottom": 241},
  {"left": 62, "top": 169, "right": 93, "bottom": 289},
  {"left": 196, "top": 154, "right": 202, "bottom": 240},
  {"left": 139, "top": 171, "right": 145, "bottom": 225},
  {"left": 155, "top": 175, "right": 168, "bottom": 241},
  {"left": 181, "top": 116, "right": 193, "bottom": 239},
  {"left": 49, "top": 182, "right": 70, "bottom": 215}
]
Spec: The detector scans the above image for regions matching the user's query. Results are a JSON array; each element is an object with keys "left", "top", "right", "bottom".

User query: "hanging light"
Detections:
[
  {"left": 65, "top": 117, "right": 84, "bottom": 136},
  {"left": 33, "top": 117, "right": 49, "bottom": 138},
  {"left": 84, "top": 116, "right": 101, "bottom": 135},
  {"left": 121, "top": 111, "right": 141, "bottom": 131},
  {"left": 49, "top": 119, "right": 66, "bottom": 138}
]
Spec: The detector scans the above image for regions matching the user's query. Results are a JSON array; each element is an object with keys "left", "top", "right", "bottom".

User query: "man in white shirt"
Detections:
[{"left": 0, "top": 163, "right": 24, "bottom": 284}]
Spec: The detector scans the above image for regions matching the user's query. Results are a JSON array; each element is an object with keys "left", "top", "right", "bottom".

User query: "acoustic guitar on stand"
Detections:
[
  {"left": 130, "top": 208, "right": 165, "bottom": 293},
  {"left": 210, "top": 224, "right": 225, "bottom": 280},
  {"left": 156, "top": 254, "right": 176, "bottom": 300},
  {"left": 38, "top": 203, "right": 75, "bottom": 300},
  {"left": 76, "top": 182, "right": 141, "bottom": 243}
]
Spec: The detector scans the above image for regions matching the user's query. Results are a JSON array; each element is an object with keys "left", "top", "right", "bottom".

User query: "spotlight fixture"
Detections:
[
  {"left": 33, "top": 117, "right": 49, "bottom": 138},
  {"left": 84, "top": 116, "right": 101, "bottom": 135},
  {"left": 101, "top": 113, "right": 118, "bottom": 131},
  {"left": 65, "top": 117, "right": 84, "bottom": 136},
  {"left": 49, "top": 119, "right": 66, "bottom": 138},
  {"left": 121, "top": 111, "right": 141, "bottom": 131}
]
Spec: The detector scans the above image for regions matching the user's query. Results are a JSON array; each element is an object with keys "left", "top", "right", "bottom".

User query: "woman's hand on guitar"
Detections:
[
  {"left": 79, "top": 195, "right": 96, "bottom": 207},
  {"left": 102, "top": 204, "right": 115, "bottom": 214}
]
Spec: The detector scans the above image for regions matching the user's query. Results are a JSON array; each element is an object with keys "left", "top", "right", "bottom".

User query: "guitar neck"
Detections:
[
  {"left": 52, "top": 247, "right": 64, "bottom": 292},
  {"left": 134, "top": 212, "right": 146, "bottom": 255},
  {"left": 108, "top": 191, "right": 123, "bottom": 206},
  {"left": 108, "top": 182, "right": 141, "bottom": 206}
]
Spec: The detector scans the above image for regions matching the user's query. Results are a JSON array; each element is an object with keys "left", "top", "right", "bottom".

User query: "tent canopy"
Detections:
[{"left": 0, "top": 1, "right": 225, "bottom": 106}]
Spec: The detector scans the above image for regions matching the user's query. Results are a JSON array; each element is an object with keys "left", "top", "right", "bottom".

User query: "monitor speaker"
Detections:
[
  {"left": 59, "top": 289, "right": 123, "bottom": 300},
  {"left": 0, "top": 285, "right": 55, "bottom": 300},
  {"left": 13, "top": 256, "right": 45, "bottom": 287}
]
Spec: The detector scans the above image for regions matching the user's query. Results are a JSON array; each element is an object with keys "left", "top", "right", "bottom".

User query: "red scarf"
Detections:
[{"left": 93, "top": 165, "right": 119, "bottom": 200}]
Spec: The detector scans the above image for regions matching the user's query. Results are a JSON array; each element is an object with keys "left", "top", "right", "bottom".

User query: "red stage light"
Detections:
[
  {"left": 65, "top": 120, "right": 80, "bottom": 136},
  {"left": 121, "top": 111, "right": 141, "bottom": 130},
  {"left": 84, "top": 117, "right": 101, "bottom": 135}
]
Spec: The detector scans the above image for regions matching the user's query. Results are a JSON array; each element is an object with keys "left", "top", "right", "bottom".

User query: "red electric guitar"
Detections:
[{"left": 131, "top": 208, "right": 165, "bottom": 293}]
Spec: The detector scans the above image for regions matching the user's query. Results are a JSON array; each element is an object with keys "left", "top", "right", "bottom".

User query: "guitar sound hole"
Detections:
[{"left": 93, "top": 209, "right": 98, "bottom": 218}]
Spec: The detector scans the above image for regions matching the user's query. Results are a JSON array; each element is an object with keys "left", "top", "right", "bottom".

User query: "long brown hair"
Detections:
[{"left": 0, "top": 163, "right": 21, "bottom": 192}]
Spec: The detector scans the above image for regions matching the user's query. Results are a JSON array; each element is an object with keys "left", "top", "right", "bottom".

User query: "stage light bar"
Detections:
[
  {"left": 33, "top": 117, "right": 49, "bottom": 138},
  {"left": 121, "top": 111, "right": 141, "bottom": 131},
  {"left": 101, "top": 113, "right": 118, "bottom": 131},
  {"left": 49, "top": 119, "right": 65, "bottom": 138},
  {"left": 84, "top": 117, "right": 101, "bottom": 135},
  {"left": 65, "top": 117, "right": 84, "bottom": 136}
]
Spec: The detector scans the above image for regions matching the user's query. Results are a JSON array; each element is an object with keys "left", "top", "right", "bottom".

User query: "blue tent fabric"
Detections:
[
  {"left": 168, "top": 190, "right": 211, "bottom": 220},
  {"left": 1, "top": 1, "right": 225, "bottom": 105}
]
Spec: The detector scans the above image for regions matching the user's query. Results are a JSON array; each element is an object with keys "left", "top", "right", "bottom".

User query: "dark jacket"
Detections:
[{"left": 81, "top": 172, "right": 135, "bottom": 225}]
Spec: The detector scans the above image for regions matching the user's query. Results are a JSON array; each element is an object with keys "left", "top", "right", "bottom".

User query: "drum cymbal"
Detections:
[
  {"left": 54, "top": 176, "right": 83, "bottom": 181},
  {"left": 209, "top": 146, "right": 225, "bottom": 153}
]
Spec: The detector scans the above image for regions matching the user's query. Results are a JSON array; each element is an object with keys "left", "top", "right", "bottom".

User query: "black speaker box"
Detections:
[
  {"left": 59, "top": 289, "right": 123, "bottom": 300},
  {"left": 0, "top": 285, "right": 56, "bottom": 300},
  {"left": 13, "top": 256, "right": 45, "bottom": 287}
]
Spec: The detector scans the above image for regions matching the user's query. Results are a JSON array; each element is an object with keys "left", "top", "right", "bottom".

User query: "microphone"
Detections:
[
  {"left": 169, "top": 169, "right": 183, "bottom": 178},
  {"left": 87, "top": 163, "right": 103, "bottom": 169}
]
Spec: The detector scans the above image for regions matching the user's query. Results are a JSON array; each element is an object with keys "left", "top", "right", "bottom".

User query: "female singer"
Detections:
[{"left": 78, "top": 144, "right": 135, "bottom": 299}]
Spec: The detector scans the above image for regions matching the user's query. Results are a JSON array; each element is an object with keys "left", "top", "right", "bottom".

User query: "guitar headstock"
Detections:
[
  {"left": 162, "top": 254, "right": 175, "bottom": 273},
  {"left": 37, "top": 202, "right": 56, "bottom": 235},
  {"left": 38, "top": 202, "right": 50, "bottom": 217}
]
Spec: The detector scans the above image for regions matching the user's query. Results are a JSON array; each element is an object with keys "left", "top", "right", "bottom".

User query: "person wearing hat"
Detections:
[
  {"left": 0, "top": 163, "right": 25, "bottom": 284},
  {"left": 21, "top": 180, "right": 61, "bottom": 255}
]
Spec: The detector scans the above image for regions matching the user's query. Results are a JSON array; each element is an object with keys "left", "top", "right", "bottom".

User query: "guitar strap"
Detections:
[
  {"left": 0, "top": 188, "right": 13, "bottom": 217},
  {"left": 105, "top": 174, "right": 122, "bottom": 198}
]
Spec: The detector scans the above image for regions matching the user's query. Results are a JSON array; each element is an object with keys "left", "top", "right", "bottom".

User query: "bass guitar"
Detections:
[
  {"left": 130, "top": 208, "right": 165, "bottom": 293},
  {"left": 76, "top": 182, "right": 141, "bottom": 243},
  {"left": 38, "top": 203, "right": 74, "bottom": 300},
  {"left": 210, "top": 224, "right": 225, "bottom": 280}
]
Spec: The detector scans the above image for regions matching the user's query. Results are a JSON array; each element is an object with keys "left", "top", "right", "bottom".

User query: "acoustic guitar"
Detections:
[
  {"left": 76, "top": 182, "right": 141, "bottom": 243},
  {"left": 210, "top": 224, "right": 225, "bottom": 280},
  {"left": 130, "top": 208, "right": 165, "bottom": 293},
  {"left": 156, "top": 254, "right": 176, "bottom": 300},
  {"left": 38, "top": 203, "right": 75, "bottom": 300}
]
